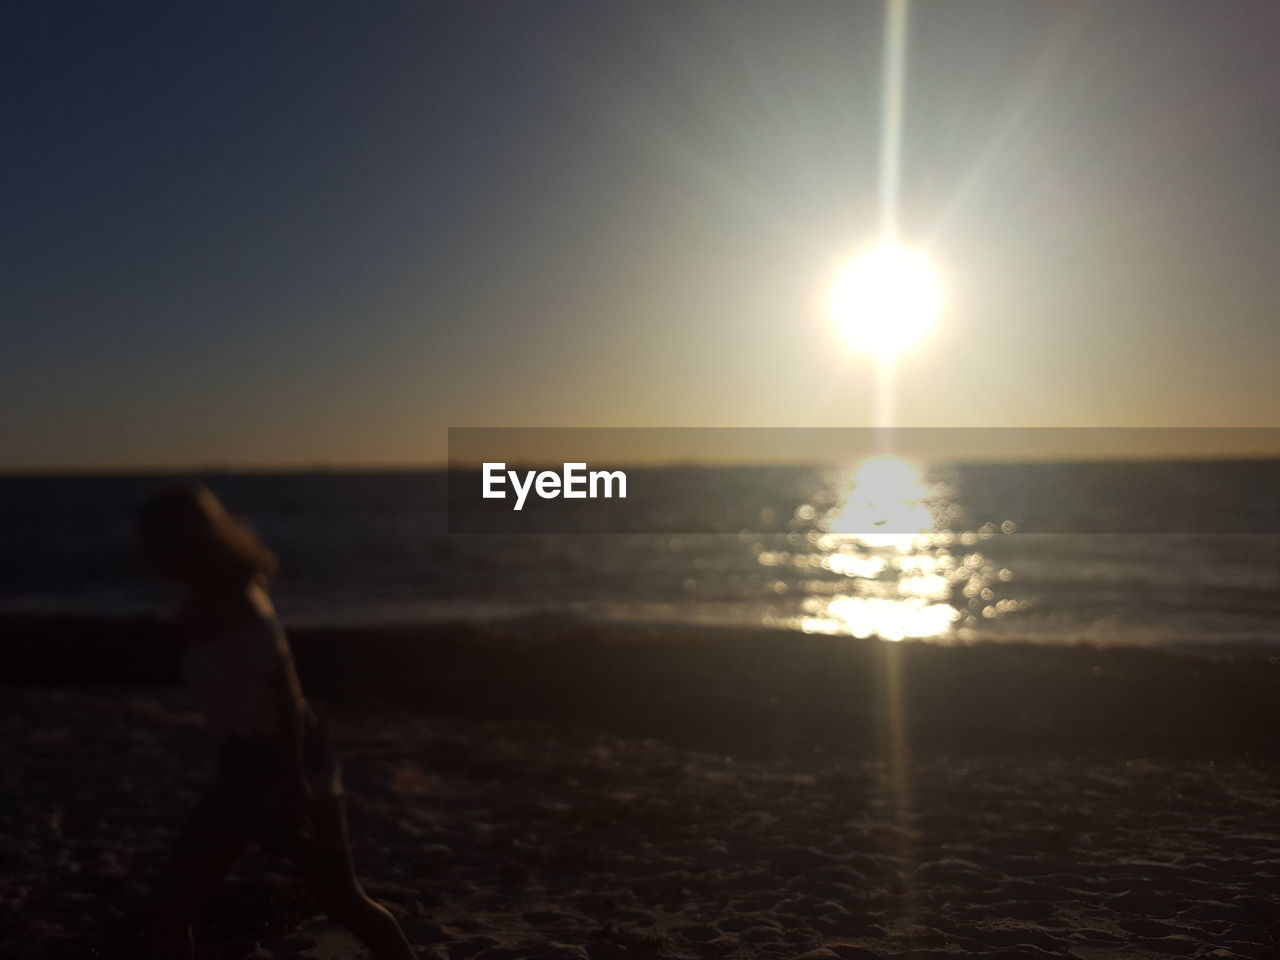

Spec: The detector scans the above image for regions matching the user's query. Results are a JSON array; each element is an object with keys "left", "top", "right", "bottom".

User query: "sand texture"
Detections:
[{"left": 5, "top": 686, "right": 1280, "bottom": 957}]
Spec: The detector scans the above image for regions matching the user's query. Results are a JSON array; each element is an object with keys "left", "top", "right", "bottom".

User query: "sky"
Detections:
[{"left": 4, "top": 1, "right": 1280, "bottom": 470}]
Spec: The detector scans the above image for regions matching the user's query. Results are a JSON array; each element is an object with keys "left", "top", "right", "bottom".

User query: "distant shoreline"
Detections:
[{"left": 4, "top": 450, "right": 1280, "bottom": 478}]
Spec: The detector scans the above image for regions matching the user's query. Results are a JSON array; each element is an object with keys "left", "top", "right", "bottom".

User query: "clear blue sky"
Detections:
[{"left": 4, "top": 1, "right": 1279, "bottom": 469}]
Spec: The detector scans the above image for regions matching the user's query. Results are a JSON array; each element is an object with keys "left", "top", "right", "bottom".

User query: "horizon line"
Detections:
[{"left": 5, "top": 448, "right": 1280, "bottom": 477}]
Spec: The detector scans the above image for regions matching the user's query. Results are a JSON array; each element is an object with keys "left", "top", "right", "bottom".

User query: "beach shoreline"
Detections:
[{"left": 8, "top": 614, "right": 1280, "bottom": 762}]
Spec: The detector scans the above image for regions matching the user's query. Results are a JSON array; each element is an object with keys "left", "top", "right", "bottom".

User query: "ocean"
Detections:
[{"left": 1, "top": 461, "right": 1277, "bottom": 655}]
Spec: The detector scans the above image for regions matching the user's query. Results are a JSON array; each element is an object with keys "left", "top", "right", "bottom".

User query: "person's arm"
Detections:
[
  {"left": 265, "top": 651, "right": 312, "bottom": 821},
  {"left": 268, "top": 661, "right": 306, "bottom": 774},
  {"left": 236, "top": 614, "right": 310, "bottom": 819}
]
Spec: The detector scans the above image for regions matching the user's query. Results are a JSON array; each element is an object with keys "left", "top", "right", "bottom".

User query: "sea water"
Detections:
[{"left": 1, "top": 462, "right": 1276, "bottom": 654}]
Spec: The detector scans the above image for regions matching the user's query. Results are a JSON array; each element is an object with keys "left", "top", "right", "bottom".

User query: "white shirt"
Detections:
[{"left": 180, "top": 613, "right": 305, "bottom": 739}]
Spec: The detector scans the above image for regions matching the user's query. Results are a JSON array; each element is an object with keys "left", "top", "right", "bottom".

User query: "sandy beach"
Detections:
[{"left": 7, "top": 619, "right": 1280, "bottom": 959}]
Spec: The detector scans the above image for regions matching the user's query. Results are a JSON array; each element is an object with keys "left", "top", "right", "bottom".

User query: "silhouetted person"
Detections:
[{"left": 137, "top": 486, "right": 415, "bottom": 960}]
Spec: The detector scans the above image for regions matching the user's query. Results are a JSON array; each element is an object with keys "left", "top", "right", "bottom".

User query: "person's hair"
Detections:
[{"left": 137, "top": 486, "right": 278, "bottom": 587}]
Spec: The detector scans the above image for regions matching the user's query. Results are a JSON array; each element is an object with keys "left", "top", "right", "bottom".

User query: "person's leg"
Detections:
[
  {"left": 288, "top": 792, "right": 415, "bottom": 960},
  {"left": 146, "top": 796, "right": 248, "bottom": 960}
]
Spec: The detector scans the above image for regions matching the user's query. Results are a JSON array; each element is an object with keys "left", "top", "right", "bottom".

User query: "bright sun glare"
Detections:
[{"left": 830, "top": 244, "right": 941, "bottom": 359}]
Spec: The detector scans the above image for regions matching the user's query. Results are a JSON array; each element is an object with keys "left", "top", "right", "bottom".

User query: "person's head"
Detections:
[{"left": 137, "top": 486, "right": 277, "bottom": 589}]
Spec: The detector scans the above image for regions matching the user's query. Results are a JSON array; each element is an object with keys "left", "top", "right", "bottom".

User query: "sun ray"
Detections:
[
  {"left": 874, "top": 0, "right": 918, "bottom": 934},
  {"left": 879, "top": 0, "right": 909, "bottom": 243}
]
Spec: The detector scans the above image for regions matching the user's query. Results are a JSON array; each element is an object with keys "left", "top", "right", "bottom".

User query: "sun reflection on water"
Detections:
[{"left": 760, "top": 455, "right": 1023, "bottom": 642}]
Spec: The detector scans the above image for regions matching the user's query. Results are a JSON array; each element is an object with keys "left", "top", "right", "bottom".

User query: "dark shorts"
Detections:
[{"left": 202, "top": 707, "right": 344, "bottom": 851}]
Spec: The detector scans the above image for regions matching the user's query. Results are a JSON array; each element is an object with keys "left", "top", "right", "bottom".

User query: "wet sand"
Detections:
[{"left": 6, "top": 618, "right": 1280, "bottom": 958}]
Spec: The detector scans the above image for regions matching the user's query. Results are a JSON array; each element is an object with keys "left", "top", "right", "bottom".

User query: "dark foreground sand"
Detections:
[{"left": 6, "top": 618, "right": 1280, "bottom": 959}]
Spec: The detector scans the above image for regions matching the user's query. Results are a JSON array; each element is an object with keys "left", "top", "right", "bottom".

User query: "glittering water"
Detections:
[{"left": 1, "top": 462, "right": 1276, "bottom": 653}]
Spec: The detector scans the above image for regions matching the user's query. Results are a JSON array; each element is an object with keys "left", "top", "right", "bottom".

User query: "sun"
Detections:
[{"left": 829, "top": 243, "right": 941, "bottom": 359}]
